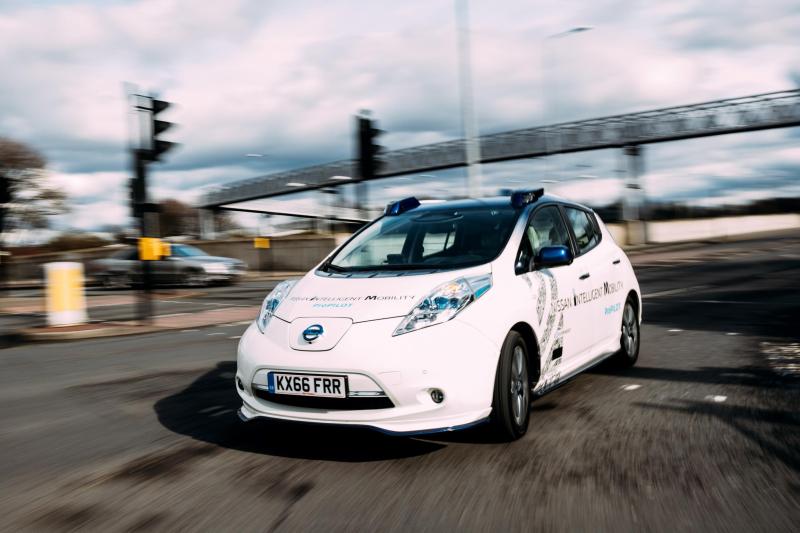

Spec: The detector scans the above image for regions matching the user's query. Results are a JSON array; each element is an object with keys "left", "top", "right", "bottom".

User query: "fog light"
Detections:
[
  {"left": 430, "top": 389, "right": 444, "bottom": 403},
  {"left": 236, "top": 377, "right": 245, "bottom": 391}
]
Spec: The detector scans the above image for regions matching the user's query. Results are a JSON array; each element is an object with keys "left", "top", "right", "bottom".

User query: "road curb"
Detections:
[
  {"left": 5, "top": 315, "right": 254, "bottom": 344},
  {"left": 15, "top": 324, "right": 166, "bottom": 342}
]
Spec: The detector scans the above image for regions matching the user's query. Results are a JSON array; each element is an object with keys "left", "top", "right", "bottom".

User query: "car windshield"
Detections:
[
  {"left": 323, "top": 206, "right": 520, "bottom": 272},
  {"left": 172, "top": 244, "right": 209, "bottom": 257}
]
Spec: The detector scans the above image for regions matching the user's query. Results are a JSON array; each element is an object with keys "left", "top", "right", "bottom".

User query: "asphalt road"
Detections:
[{"left": 0, "top": 234, "right": 798, "bottom": 532}]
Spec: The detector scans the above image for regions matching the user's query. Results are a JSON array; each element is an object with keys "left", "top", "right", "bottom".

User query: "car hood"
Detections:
[{"left": 275, "top": 266, "right": 491, "bottom": 323}]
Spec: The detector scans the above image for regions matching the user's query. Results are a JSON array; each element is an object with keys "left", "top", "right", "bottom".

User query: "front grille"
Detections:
[{"left": 253, "top": 388, "right": 394, "bottom": 410}]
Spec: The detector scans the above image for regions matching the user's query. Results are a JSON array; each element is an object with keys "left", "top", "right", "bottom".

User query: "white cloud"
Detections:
[{"left": 1, "top": 0, "right": 798, "bottom": 231}]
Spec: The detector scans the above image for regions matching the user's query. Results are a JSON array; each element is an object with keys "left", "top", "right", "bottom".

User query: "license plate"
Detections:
[{"left": 269, "top": 372, "right": 347, "bottom": 398}]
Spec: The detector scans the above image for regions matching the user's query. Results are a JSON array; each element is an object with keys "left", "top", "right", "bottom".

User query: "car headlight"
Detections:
[
  {"left": 393, "top": 273, "right": 492, "bottom": 336},
  {"left": 202, "top": 263, "right": 229, "bottom": 274},
  {"left": 256, "top": 280, "right": 297, "bottom": 333}
]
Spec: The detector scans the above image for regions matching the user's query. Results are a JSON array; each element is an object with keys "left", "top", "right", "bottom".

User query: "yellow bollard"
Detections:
[{"left": 45, "top": 262, "right": 88, "bottom": 327}]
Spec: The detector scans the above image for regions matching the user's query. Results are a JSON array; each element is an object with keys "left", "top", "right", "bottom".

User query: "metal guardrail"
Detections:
[{"left": 199, "top": 89, "right": 800, "bottom": 208}]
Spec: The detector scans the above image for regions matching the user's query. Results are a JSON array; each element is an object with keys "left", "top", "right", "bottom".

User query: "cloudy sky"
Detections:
[{"left": 1, "top": 0, "right": 799, "bottom": 232}]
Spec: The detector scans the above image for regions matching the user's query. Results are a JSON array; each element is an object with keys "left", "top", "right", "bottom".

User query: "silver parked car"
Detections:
[{"left": 91, "top": 244, "right": 246, "bottom": 288}]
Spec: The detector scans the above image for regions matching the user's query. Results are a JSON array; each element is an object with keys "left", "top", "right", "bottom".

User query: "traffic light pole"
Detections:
[
  {"left": 128, "top": 92, "right": 176, "bottom": 324},
  {"left": 133, "top": 151, "right": 153, "bottom": 322}
]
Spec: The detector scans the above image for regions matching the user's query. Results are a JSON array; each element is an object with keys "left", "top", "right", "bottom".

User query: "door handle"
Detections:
[
  {"left": 579, "top": 272, "right": 591, "bottom": 280},
  {"left": 612, "top": 259, "right": 621, "bottom": 265}
]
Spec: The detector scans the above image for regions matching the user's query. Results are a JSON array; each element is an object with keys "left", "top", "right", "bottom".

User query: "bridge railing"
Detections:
[{"left": 200, "top": 89, "right": 800, "bottom": 208}]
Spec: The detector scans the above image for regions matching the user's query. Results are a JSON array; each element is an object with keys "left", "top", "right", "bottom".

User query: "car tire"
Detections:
[
  {"left": 613, "top": 297, "right": 640, "bottom": 367},
  {"left": 490, "top": 331, "right": 530, "bottom": 441},
  {"left": 185, "top": 269, "right": 208, "bottom": 288},
  {"left": 102, "top": 272, "right": 132, "bottom": 289}
]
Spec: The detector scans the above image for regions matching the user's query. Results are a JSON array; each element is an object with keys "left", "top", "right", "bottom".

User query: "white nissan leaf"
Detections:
[{"left": 236, "top": 190, "right": 641, "bottom": 440}]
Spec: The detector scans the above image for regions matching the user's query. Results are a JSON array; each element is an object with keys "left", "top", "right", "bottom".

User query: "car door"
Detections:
[
  {"left": 562, "top": 205, "right": 607, "bottom": 362},
  {"left": 585, "top": 212, "right": 626, "bottom": 347},
  {"left": 517, "top": 205, "right": 582, "bottom": 385}
]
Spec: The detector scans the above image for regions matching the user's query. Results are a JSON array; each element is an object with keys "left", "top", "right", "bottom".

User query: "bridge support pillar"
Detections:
[
  {"left": 199, "top": 208, "right": 216, "bottom": 240},
  {"left": 622, "top": 145, "right": 648, "bottom": 245}
]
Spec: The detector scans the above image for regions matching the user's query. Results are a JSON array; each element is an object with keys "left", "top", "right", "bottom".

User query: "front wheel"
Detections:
[
  {"left": 102, "top": 272, "right": 132, "bottom": 289},
  {"left": 613, "top": 298, "right": 640, "bottom": 367},
  {"left": 490, "top": 331, "right": 530, "bottom": 441},
  {"left": 184, "top": 270, "right": 208, "bottom": 288}
]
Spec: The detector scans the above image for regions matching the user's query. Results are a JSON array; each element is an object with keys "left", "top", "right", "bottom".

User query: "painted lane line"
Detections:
[
  {"left": 684, "top": 300, "right": 758, "bottom": 305},
  {"left": 228, "top": 335, "right": 242, "bottom": 340},
  {"left": 642, "top": 285, "right": 709, "bottom": 299},
  {"left": 668, "top": 329, "right": 683, "bottom": 333},
  {"left": 180, "top": 329, "right": 200, "bottom": 333},
  {"left": 725, "top": 332, "right": 740, "bottom": 336},
  {"left": 621, "top": 384, "right": 642, "bottom": 391},
  {"left": 207, "top": 332, "right": 225, "bottom": 336},
  {"left": 705, "top": 395, "right": 727, "bottom": 403}
]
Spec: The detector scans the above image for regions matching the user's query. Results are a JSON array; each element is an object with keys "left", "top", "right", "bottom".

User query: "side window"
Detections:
[
  {"left": 528, "top": 206, "right": 572, "bottom": 256},
  {"left": 515, "top": 206, "right": 570, "bottom": 274},
  {"left": 112, "top": 249, "right": 137, "bottom": 260},
  {"left": 564, "top": 207, "right": 600, "bottom": 254}
]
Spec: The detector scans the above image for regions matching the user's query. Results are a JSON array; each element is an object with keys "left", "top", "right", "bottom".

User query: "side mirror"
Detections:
[{"left": 536, "top": 245, "right": 573, "bottom": 268}]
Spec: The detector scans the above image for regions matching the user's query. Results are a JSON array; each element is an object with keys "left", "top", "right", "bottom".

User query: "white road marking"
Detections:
[
  {"left": 155, "top": 312, "right": 190, "bottom": 319},
  {"left": 622, "top": 384, "right": 642, "bottom": 391},
  {"left": 684, "top": 300, "right": 757, "bottom": 305},
  {"left": 181, "top": 329, "right": 199, "bottom": 333},
  {"left": 228, "top": 335, "right": 242, "bottom": 340},
  {"left": 199, "top": 406, "right": 227, "bottom": 414},
  {"left": 668, "top": 328, "right": 683, "bottom": 333},
  {"left": 705, "top": 395, "right": 727, "bottom": 403},
  {"left": 725, "top": 332, "right": 740, "bottom": 336},
  {"left": 642, "top": 285, "right": 709, "bottom": 299},
  {"left": 207, "top": 332, "right": 225, "bottom": 336}
]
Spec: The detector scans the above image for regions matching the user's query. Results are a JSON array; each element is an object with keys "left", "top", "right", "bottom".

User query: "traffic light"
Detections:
[
  {"left": 357, "top": 115, "right": 384, "bottom": 181},
  {"left": 147, "top": 99, "right": 176, "bottom": 162}
]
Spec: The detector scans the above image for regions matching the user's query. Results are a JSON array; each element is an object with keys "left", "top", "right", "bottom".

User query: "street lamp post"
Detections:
[
  {"left": 455, "top": 0, "right": 482, "bottom": 198},
  {"left": 541, "top": 27, "right": 593, "bottom": 180}
]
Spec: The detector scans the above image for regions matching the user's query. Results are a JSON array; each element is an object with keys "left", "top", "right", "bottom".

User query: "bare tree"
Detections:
[
  {"left": 158, "top": 198, "right": 198, "bottom": 237},
  {"left": 157, "top": 198, "right": 241, "bottom": 238},
  {"left": 0, "top": 137, "right": 68, "bottom": 237}
]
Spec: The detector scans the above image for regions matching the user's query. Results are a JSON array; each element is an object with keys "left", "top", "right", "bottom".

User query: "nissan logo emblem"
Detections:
[{"left": 302, "top": 324, "right": 324, "bottom": 343}]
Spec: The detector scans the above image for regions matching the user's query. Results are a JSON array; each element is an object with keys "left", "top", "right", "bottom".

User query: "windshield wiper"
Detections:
[{"left": 322, "top": 263, "right": 348, "bottom": 273}]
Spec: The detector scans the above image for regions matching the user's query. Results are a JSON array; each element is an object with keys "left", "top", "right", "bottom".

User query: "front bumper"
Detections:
[{"left": 235, "top": 317, "right": 500, "bottom": 434}]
